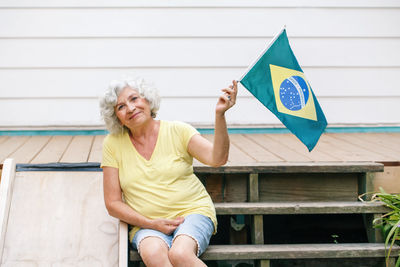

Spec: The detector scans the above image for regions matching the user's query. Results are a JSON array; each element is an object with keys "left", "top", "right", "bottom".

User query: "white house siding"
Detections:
[{"left": 0, "top": 0, "right": 399, "bottom": 129}]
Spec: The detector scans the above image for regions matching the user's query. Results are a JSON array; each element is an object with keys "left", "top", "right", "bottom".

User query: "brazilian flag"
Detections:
[{"left": 239, "top": 27, "right": 327, "bottom": 151}]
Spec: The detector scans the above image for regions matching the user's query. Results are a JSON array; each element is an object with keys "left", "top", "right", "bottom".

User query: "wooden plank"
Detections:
[
  {"left": 308, "top": 134, "right": 380, "bottom": 162},
  {"left": 119, "top": 221, "right": 128, "bottom": 267},
  {"left": 373, "top": 166, "right": 400, "bottom": 194},
  {"left": 203, "top": 174, "right": 248, "bottom": 203},
  {"left": 88, "top": 135, "right": 105, "bottom": 162},
  {"left": 246, "top": 134, "right": 312, "bottom": 162},
  {"left": 388, "top": 133, "right": 400, "bottom": 140},
  {"left": 229, "top": 134, "right": 283, "bottom": 162},
  {"left": 259, "top": 173, "right": 359, "bottom": 202},
  {"left": 193, "top": 161, "right": 384, "bottom": 174},
  {"left": 2, "top": 68, "right": 400, "bottom": 99},
  {"left": 3, "top": 97, "right": 400, "bottom": 127},
  {"left": 364, "top": 213, "right": 384, "bottom": 243},
  {"left": 8, "top": 136, "right": 51, "bottom": 163},
  {"left": 1, "top": 172, "right": 119, "bottom": 266},
  {"left": 0, "top": 136, "right": 8, "bottom": 145},
  {"left": 224, "top": 174, "right": 248, "bottom": 203},
  {"left": 0, "top": 136, "right": 30, "bottom": 163},
  {"left": 259, "top": 260, "right": 270, "bottom": 267},
  {"left": 60, "top": 135, "right": 94, "bottom": 163},
  {"left": 331, "top": 133, "right": 400, "bottom": 161},
  {"left": 252, "top": 215, "right": 264, "bottom": 244},
  {"left": 204, "top": 174, "right": 224, "bottom": 203},
  {"left": 248, "top": 173, "right": 259, "bottom": 202},
  {"left": 248, "top": 173, "right": 264, "bottom": 245},
  {"left": 226, "top": 142, "right": 256, "bottom": 165},
  {"left": 202, "top": 134, "right": 255, "bottom": 164},
  {"left": 1, "top": 8, "right": 399, "bottom": 38},
  {"left": 214, "top": 201, "right": 390, "bottom": 215},
  {"left": 323, "top": 134, "right": 391, "bottom": 161},
  {"left": 353, "top": 133, "right": 400, "bottom": 154},
  {"left": 0, "top": 158, "right": 16, "bottom": 261},
  {"left": 382, "top": 133, "right": 400, "bottom": 149},
  {"left": 264, "top": 133, "right": 340, "bottom": 162},
  {"left": 131, "top": 243, "right": 400, "bottom": 261},
  {"left": 358, "top": 172, "right": 375, "bottom": 200},
  {"left": 1, "top": 38, "right": 399, "bottom": 68},
  {"left": 31, "top": 136, "right": 73, "bottom": 163},
  {"left": 1, "top": 1, "right": 400, "bottom": 8},
  {"left": 201, "top": 243, "right": 400, "bottom": 260}
]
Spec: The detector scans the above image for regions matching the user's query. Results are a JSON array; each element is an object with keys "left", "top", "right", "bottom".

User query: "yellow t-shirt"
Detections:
[{"left": 101, "top": 120, "right": 217, "bottom": 242}]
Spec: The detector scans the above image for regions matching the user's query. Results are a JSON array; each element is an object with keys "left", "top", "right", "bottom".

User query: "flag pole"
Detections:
[{"left": 238, "top": 25, "right": 286, "bottom": 82}]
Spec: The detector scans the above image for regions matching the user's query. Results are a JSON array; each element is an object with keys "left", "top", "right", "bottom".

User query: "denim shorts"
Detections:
[{"left": 132, "top": 214, "right": 214, "bottom": 257}]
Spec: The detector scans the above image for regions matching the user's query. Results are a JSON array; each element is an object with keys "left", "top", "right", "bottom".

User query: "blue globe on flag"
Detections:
[{"left": 279, "top": 76, "right": 309, "bottom": 111}]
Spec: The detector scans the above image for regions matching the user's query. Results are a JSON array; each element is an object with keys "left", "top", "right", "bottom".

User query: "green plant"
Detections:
[
  {"left": 331, "top": 234, "right": 339, "bottom": 244},
  {"left": 370, "top": 188, "right": 400, "bottom": 267}
]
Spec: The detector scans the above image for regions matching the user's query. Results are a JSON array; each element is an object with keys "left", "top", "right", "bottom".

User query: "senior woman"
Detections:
[{"left": 100, "top": 77, "right": 237, "bottom": 267}]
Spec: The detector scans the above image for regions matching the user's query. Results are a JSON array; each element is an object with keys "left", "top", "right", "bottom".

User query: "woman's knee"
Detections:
[
  {"left": 139, "top": 237, "right": 170, "bottom": 266},
  {"left": 169, "top": 235, "right": 198, "bottom": 264}
]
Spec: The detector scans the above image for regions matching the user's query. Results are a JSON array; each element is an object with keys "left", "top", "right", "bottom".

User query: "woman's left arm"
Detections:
[{"left": 188, "top": 80, "right": 238, "bottom": 167}]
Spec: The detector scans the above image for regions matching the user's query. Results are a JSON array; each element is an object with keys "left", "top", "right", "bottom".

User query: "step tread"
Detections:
[
  {"left": 214, "top": 201, "right": 390, "bottom": 215},
  {"left": 193, "top": 161, "right": 384, "bottom": 173},
  {"left": 130, "top": 243, "right": 400, "bottom": 261}
]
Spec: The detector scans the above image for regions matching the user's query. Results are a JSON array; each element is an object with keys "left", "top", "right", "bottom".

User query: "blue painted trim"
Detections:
[
  {"left": 324, "top": 127, "right": 400, "bottom": 133},
  {"left": 0, "top": 130, "right": 109, "bottom": 136},
  {"left": 1, "top": 126, "right": 400, "bottom": 136}
]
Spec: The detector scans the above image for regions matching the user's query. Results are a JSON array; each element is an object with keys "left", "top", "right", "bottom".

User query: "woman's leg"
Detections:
[
  {"left": 169, "top": 214, "right": 214, "bottom": 267},
  {"left": 169, "top": 235, "right": 206, "bottom": 267},
  {"left": 139, "top": 237, "right": 172, "bottom": 267},
  {"left": 132, "top": 229, "right": 173, "bottom": 267}
]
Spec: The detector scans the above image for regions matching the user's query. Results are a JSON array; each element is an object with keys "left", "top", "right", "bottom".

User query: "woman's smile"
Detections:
[{"left": 129, "top": 111, "right": 141, "bottom": 120}]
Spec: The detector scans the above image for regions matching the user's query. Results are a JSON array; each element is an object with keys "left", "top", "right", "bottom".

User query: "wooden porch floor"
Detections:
[{"left": 1, "top": 132, "right": 399, "bottom": 165}]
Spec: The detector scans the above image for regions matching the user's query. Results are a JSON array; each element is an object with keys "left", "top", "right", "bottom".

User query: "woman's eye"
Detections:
[
  {"left": 131, "top": 97, "right": 138, "bottom": 102},
  {"left": 117, "top": 105, "right": 124, "bottom": 111}
]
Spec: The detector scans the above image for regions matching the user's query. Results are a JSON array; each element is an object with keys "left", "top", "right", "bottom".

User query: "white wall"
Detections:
[{"left": 0, "top": 0, "right": 399, "bottom": 128}]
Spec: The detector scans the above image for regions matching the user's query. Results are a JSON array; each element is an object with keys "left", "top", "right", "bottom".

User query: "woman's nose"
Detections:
[{"left": 127, "top": 102, "right": 136, "bottom": 111}]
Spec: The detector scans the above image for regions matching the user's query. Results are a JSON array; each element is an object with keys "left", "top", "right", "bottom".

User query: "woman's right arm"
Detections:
[{"left": 103, "top": 166, "right": 183, "bottom": 234}]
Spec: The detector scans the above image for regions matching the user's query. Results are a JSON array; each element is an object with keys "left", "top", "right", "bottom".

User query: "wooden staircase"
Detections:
[{"left": 123, "top": 162, "right": 400, "bottom": 266}]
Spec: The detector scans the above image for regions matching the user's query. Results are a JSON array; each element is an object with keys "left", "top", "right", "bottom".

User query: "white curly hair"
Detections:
[{"left": 99, "top": 76, "right": 160, "bottom": 135}]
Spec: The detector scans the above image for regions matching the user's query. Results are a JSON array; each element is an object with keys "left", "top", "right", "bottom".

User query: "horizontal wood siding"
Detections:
[{"left": 0, "top": 1, "right": 399, "bottom": 127}]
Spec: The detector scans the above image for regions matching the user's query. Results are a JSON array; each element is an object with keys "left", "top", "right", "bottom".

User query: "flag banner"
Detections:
[{"left": 239, "top": 27, "right": 327, "bottom": 151}]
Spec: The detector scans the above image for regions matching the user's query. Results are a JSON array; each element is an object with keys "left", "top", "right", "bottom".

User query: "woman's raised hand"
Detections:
[
  {"left": 152, "top": 217, "right": 185, "bottom": 235},
  {"left": 216, "top": 80, "right": 238, "bottom": 116}
]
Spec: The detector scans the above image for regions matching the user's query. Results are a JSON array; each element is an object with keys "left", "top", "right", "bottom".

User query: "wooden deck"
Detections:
[{"left": 0, "top": 132, "right": 399, "bottom": 165}]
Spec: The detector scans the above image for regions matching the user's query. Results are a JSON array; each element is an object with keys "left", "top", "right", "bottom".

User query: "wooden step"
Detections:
[
  {"left": 214, "top": 201, "right": 390, "bottom": 215},
  {"left": 193, "top": 161, "right": 384, "bottom": 173},
  {"left": 130, "top": 243, "right": 400, "bottom": 261}
]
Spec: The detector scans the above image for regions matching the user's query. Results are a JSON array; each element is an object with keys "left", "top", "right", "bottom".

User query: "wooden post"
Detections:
[
  {"left": 0, "top": 163, "right": 3, "bottom": 183},
  {"left": 259, "top": 260, "right": 271, "bottom": 267},
  {"left": 248, "top": 173, "right": 269, "bottom": 267},
  {"left": 358, "top": 172, "right": 375, "bottom": 201},
  {"left": 364, "top": 213, "right": 384, "bottom": 243},
  {"left": 119, "top": 221, "right": 128, "bottom": 267},
  {"left": 249, "top": 173, "right": 259, "bottom": 202},
  {"left": 249, "top": 173, "right": 263, "bottom": 244},
  {"left": 0, "top": 158, "right": 16, "bottom": 262},
  {"left": 360, "top": 172, "right": 383, "bottom": 244}
]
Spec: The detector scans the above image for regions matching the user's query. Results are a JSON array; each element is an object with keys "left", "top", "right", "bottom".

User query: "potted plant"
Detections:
[{"left": 370, "top": 188, "right": 400, "bottom": 267}]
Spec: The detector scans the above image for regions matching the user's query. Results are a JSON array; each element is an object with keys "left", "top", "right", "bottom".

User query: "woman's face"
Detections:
[{"left": 115, "top": 86, "right": 152, "bottom": 129}]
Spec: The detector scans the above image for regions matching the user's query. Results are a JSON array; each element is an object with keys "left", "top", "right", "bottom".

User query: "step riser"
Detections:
[{"left": 200, "top": 173, "right": 372, "bottom": 203}]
